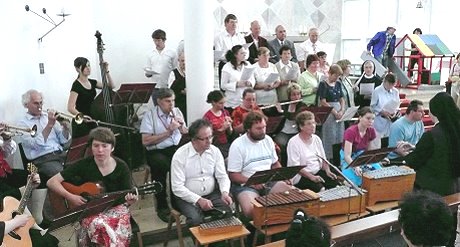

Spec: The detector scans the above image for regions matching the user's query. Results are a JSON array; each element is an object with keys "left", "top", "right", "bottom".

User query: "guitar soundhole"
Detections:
[{"left": 12, "top": 211, "right": 19, "bottom": 218}]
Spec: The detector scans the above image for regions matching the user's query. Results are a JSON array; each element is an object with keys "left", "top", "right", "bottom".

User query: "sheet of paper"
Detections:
[
  {"left": 359, "top": 83, "right": 375, "bottom": 95},
  {"left": 264, "top": 73, "right": 279, "bottom": 84},
  {"left": 243, "top": 42, "right": 253, "bottom": 50},
  {"left": 336, "top": 106, "right": 359, "bottom": 122},
  {"left": 285, "top": 67, "right": 298, "bottom": 81},
  {"left": 143, "top": 67, "right": 160, "bottom": 75},
  {"left": 382, "top": 99, "right": 400, "bottom": 114},
  {"left": 240, "top": 67, "right": 255, "bottom": 81},
  {"left": 214, "top": 50, "right": 225, "bottom": 63}
]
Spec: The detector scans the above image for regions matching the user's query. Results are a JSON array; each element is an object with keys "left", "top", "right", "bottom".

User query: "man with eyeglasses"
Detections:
[
  {"left": 388, "top": 100, "right": 425, "bottom": 162},
  {"left": 170, "top": 119, "right": 232, "bottom": 226},
  {"left": 140, "top": 88, "right": 188, "bottom": 222}
]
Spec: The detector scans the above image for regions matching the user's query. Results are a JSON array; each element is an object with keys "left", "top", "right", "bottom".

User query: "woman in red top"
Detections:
[{"left": 203, "top": 90, "right": 233, "bottom": 158}]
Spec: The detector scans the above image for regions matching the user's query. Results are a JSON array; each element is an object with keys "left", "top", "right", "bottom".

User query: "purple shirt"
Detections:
[{"left": 343, "top": 124, "right": 376, "bottom": 152}]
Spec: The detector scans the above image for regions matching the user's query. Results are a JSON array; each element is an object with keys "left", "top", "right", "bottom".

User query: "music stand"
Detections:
[
  {"left": 245, "top": 166, "right": 305, "bottom": 186},
  {"left": 48, "top": 192, "right": 125, "bottom": 232},
  {"left": 305, "top": 106, "right": 333, "bottom": 125},
  {"left": 345, "top": 147, "right": 396, "bottom": 169}
]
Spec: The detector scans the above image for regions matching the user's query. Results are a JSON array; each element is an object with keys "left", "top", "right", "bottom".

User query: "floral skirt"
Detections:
[{"left": 78, "top": 204, "right": 132, "bottom": 247}]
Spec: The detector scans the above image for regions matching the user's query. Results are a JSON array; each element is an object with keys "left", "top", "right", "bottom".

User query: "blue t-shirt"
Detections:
[{"left": 388, "top": 117, "right": 424, "bottom": 159}]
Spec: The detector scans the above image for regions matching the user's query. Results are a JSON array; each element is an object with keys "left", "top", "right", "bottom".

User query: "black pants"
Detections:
[{"left": 145, "top": 146, "right": 177, "bottom": 211}]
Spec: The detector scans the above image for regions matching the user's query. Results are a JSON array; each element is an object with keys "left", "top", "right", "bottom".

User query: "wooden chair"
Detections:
[{"left": 163, "top": 172, "right": 185, "bottom": 247}]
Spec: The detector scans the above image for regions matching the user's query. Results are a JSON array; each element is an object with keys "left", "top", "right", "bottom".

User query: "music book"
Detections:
[
  {"left": 359, "top": 83, "right": 375, "bottom": 95},
  {"left": 240, "top": 67, "right": 256, "bottom": 81},
  {"left": 336, "top": 106, "right": 359, "bottom": 123},
  {"left": 345, "top": 147, "right": 396, "bottom": 169},
  {"left": 382, "top": 99, "right": 400, "bottom": 115},
  {"left": 264, "top": 73, "right": 279, "bottom": 85},
  {"left": 143, "top": 67, "right": 160, "bottom": 75},
  {"left": 285, "top": 67, "right": 299, "bottom": 81}
]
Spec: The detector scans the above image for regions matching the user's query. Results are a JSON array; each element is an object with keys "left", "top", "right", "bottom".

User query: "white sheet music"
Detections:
[
  {"left": 240, "top": 67, "right": 256, "bottom": 81},
  {"left": 383, "top": 99, "right": 400, "bottom": 114},
  {"left": 264, "top": 73, "right": 279, "bottom": 85},
  {"left": 359, "top": 83, "right": 375, "bottom": 96},
  {"left": 143, "top": 67, "right": 160, "bottom": 75},
  {"left": 214, "top": 50, "right": 225, "bottom": 63},
  {"left": 285, "top": 67, "right": 298, "bottom": 81},
  {"left": 243, "top": 42, "right": 253, "bottom": 50},
  {"left": 336, "top": 106, "right": 359, "bottom": 122}
]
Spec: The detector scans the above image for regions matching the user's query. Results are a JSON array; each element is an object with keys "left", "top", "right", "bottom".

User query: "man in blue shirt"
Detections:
[
  {"left": 388, "top": 100, "right": 424, "bottom": 161},
  {"left": 367, "top": 26, "right": 396, "bottom": 68}
]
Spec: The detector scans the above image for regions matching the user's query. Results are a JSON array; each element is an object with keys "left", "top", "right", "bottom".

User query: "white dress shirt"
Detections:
[
  {"left": 297, "top": 39, "right": 324, "bottom": 62},
  {"left": 214, "top": 30, "right": 249, "bottom": 61},
  {"left": 145, "top": 47, "right": 177, "bottom": 88}
]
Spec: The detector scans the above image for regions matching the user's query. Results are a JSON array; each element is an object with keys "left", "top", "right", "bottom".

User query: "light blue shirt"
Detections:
[
  {"left": 18, "top": 112, "right": 70, "bottom": 160},
  {"left": 388, "top": 116, "right": 424, "bottom": 159},
  {"left": 370, "top": 85, "right": 399, "bottom": 136}
]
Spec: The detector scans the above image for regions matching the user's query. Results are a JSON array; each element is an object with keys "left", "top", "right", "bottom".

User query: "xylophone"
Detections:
[
  {"left": 318, "top": 185, "right": 367, "bottom": 216},
  {"left": 198, "top": 216, "right": 244, "bottom": 235},
  {"left": 362, "top": 165, "right": 415, "bottom": 206},
  {"left": 252, "top": 189, "right": 319, "bottom": 227}
]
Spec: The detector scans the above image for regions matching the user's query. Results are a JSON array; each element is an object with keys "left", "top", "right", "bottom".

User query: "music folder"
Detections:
[
  {"left": 245, "top": 166, "right": 305, "bottom": 186},
  {"left": 48, "top": 192, "right": 125, "bottom": 232},
  {"left": 305, "top": 106, "right": 333, "bottom": 125},
  {"left": 345, "top": 147, "right": 396, "bottom": 169}
]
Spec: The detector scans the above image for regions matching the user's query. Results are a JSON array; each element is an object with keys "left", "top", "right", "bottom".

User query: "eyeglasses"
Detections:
[{"left": 195, "top": 135, "right": 214, "bottom": 142}]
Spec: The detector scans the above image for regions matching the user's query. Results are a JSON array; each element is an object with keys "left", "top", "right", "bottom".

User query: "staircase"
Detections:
[{"left": 399, "top": 93, "right": 435, "bottom": 132}]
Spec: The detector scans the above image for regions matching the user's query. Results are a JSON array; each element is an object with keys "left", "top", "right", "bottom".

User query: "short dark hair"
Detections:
[
  {"left": 188, "top": 119, "right": 212, "bottom": 140},
  {"left": 286, "top": 209, "right": 331, "bottom": 247},
  {"left": 384, "top": 73, "right": 396, "bottom": 84},
  {"left": 224, "top": 14, "right": 237, "bottom": 23},
  {"left": 306, "top": 54, "right": 320, "bottom": 68},
  {"left": 157, "top": 88, "right": 175, "bottom": 100},
  {"left": 278, "top": 45, "right": 291, "bottom": 55},
  {"left": 243, "top": 111, "right": 267, "bottom": 131},
  {"left": 316, "top": 51, "right": 327, "bottom": 58},
  {"left": 412, "top": 28, "right": 422, "bottom": 34},
  {"left": 406, "top": 100, "right": 423, "bottom": 114},
  {"left": 151, "top": 29, "right": 166, "bottom": 40},
  {"left": 206, "top": 90, "right": 225, "bottom": 103},
  {"left": 225, "top": 45, "right": 247, "bottom": 69},
  {"left": 399, "top": 191, "right": 453, "bottom": 246},
  {"left": 242, "top": 88, "right": 255, "bottom": 99},
  {"left": 74, "top": 57, "right": 89, "bottom": 72},
  {"left": 88, "top": 127, "right": 116, "bottom": 147}
]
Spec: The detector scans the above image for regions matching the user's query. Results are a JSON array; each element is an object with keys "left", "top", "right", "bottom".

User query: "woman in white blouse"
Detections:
[
  {"left": 253, "top": 47, "right": 280, "bottom": 106},
  {"left": 220, "top": 45, "right": 255, "bottom": 111}
]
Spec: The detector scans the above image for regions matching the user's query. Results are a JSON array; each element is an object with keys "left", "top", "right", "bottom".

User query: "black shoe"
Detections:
[
  {"left": 157, "top": 208, "right": 170, "bottom": 223},
  {"left": 38, "top": 218, "right": 52, "bottom": 229}
]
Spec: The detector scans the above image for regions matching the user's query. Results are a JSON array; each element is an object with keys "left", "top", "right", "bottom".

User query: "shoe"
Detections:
[
  {"left": 38, "top": 218, "right": 51, "bottom": 229},
  {"left": 157, "top": 208, "right": 170, "bottom": 223}
]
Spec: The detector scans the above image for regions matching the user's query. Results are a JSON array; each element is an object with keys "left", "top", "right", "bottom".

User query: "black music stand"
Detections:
[
  {"left": 48, "top": 192, "right": 125, "bottom": 232},
  {"left": 245, "top": 166, "right": 305, "bottom": 186},
  {"left": 305, "top": 106, "right": 333, "bottom": 125},
  {"left": 345, "top": 147, "right": 396, "bottom": 170}
]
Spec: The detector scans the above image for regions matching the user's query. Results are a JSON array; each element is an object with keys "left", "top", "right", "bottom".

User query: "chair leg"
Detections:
[
  {"left": 137, "top": 232, "right": 143, "bottom": 247},
  {"left": 175, "top": 215, "right": 184, "bottom": 247},
  {"left": 163, "top": 214, "right": 174, "bottom": 247}
]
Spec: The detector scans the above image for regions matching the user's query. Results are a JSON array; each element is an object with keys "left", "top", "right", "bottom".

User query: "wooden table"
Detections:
[
  {"left": 365, "top": 200, "right": 399, "bottom": 214},
  {"left": 189, "top": 225, "right": 250, "bottom": 247}
]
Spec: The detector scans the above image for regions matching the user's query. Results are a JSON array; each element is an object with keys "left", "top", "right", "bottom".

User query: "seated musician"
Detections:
[
  {"left": 203, "top": 90, "right": 233, "bottom": 158},
  {"left": 286, "top": 209, "right": 332, "bottom": 247},
  {"left": 340, "top": 107, "right": 382, "bottom": 186},
  {"left": 18, "top": 89, "right": 71, "bottom": 178},
  {"left": 273, "top": 83, "right": 308, "bottom": 166},
  {"left": 47, "top": 127, "right": 138, "bottom": 246},
  {"left": 286, "top": 111, "right": 338, "bottom": 192},
  {"left": 231, "top": 88, "right": 261, "bottom": 134},
  {"left": 0, "top": 125, "right": 58, "bottom": 245},
  {"left": 67, "top": 57, "right": 115, "bottom": 138},
  {"left": 404, "top": 92, "right": 460, "bottom": 196},
  {"left": 227, "top": 111, "right": 291, "bottom": 219},
  {"left": 140, "top": 88, "right": 188, "bottom": 222},
  {"left": 399, "top": 191, "right": 453, "bottom": 247},
  {"left": 171, "top": 119, "right": 232, "bottom": 226}
]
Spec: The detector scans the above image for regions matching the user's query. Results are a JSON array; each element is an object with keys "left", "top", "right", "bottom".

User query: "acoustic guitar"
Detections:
[
  {"left": 0, "top": 164, "right": 37, "bottom": 247},
  {"left": 49, "top": 180, "right": 162, "bottom": 217}
]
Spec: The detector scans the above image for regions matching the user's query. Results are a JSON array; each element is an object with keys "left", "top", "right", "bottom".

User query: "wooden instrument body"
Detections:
[
  {"left": 319, "top": 194, "right": 367, "bottom": 217},
  {"left": 362, "top": 166, "right": 415, "bottom": 206},
  {"left": 252, "top": 189, "right": 319, "bottom": 227},
  {"left": 49, "top": 182, "right": 104, "bottom": 217},
  {"left": 0, "top": 197, "right": 34, "bottom": 247},
  {"left": 198, "top": 217, "right": 243, "bottom": 236}
]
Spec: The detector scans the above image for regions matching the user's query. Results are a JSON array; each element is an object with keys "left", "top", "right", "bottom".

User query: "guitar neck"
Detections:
[{"left": 18, "top": 173, "right": 36, "bottom": 214}]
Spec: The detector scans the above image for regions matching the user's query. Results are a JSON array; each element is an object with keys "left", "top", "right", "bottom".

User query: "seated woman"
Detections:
[
  {"left": 285, "top": 209, "right": 332, "bottom": 247},
  {"left": 340, "top": 107, "right": 382, "bottom": 186},
  {"left": 47, "top": 127, "right": 138, "bottom": 246},
  {"left": 404, "top": 92, "right": 460, "bottom": 196},
  {"left": 287, "top": 111, "right": 337, "bottom": 192},
  {"left": 231, "top": 88, "right": 261, "bottom": 134},
  {"left": 203, "top": 90, "right": 233, "bottom": 158},
  {"left": 274, "top": 83, "right": 308, "bottom": 166}
]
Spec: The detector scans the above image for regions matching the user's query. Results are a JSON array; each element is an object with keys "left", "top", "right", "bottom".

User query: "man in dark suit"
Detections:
[
  {"left": 366, "top": 26, "right": 396, "bottom": 68},
  {"left": 244, "top": 20, "right": 270, "bottom": 64},
  {"left": 268, "top": 25, "right": 298, "bottom": 64}
]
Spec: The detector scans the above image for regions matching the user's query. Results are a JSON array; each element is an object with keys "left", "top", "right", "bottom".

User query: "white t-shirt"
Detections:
[{"left": 227, "top": 134, "right": 278, "bottom": 183}]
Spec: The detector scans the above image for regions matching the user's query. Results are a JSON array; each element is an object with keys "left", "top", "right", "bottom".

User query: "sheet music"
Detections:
[
  {"left": 143, "top": 67, "right": 160, "bottom": 75},
  {"left": 243, "top": 42, "right": 253, "bottom": 50},
  {"left": 264, "top": 73, "right": 279, "bottom": 85},
  {"left": 382, "top": 99, "right": 400, "bottom": 114},
  {"left": 336, "top": 106, "right": 359, "bottom": 122},
  {"left": 214, "top": 50, "right": 225, "bottom": 63},
  {"left": 285, "top": 67, "right": 298, "bottom": 80},
  {"left": 240, "top": 67, "right": 256, "bottom": 81},
  {"left": 359, "top": 83, "right": 375, "bottom": 96}
]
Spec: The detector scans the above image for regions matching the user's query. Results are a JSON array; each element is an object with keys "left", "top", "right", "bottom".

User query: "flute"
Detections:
[{"left": 259, "top": 99, "right": 303, "bottom": 110}]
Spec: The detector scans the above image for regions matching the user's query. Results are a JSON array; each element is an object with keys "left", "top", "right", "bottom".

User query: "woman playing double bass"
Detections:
[{"left": 67, "top": 57, "right": 115, "bottom": 138}]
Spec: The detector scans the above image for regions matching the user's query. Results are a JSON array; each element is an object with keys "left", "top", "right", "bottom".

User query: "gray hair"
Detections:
[{"left": 21, "top": 89, "right": 42, "bottom": 107}]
